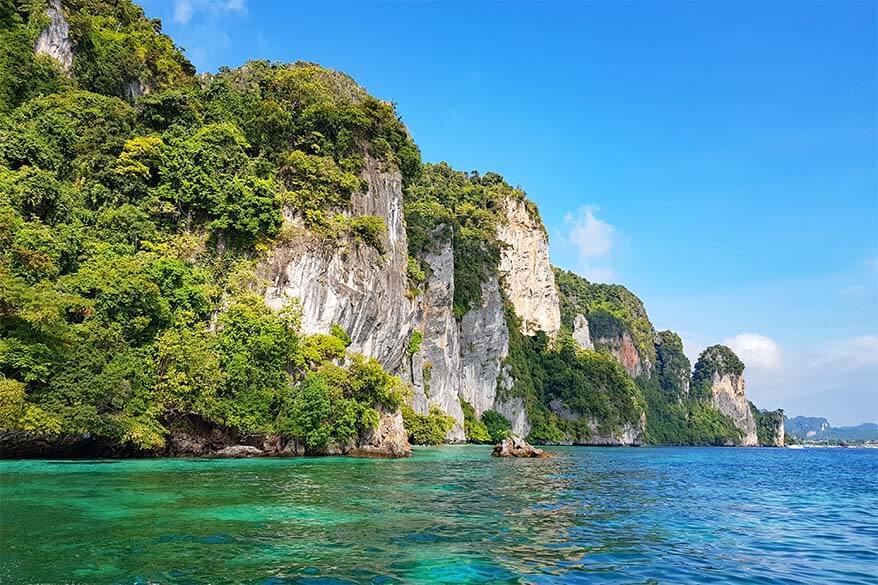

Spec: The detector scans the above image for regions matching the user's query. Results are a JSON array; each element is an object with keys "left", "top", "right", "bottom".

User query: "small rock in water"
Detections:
[
  {"left": 214, "top": 445, "right": 263, "bottom": 458},
  {"left": 491, "top": 436, "right": 548, "bottom": 458}
]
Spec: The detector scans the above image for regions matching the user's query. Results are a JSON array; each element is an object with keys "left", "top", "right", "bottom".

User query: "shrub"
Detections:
[
  {"left": 401, "top": 404, "right": 454, "bottom": 445},
  {"left": 460, "top": 399, "right": 490, "bottom": 443},
  {"left": 481, "top": 410, "right": 511, "bottom": 443},
  {"left": 406, "top": 330, "right": 423, "bottom": 356},
  {"left": 347, "top": 214, "right": 385, "bottom": 253}
]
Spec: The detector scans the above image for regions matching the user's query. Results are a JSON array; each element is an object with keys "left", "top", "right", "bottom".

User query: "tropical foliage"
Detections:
[
  {"left": 0, "top": 0, "right": 417, "bottom": 451},
  {"left": 501, "top": 306, "right": 646, "bottom": 444},
  {"left": 405, "top": 163, "right": 540, "bottom": 317},
  {"left": 554, "top": 267, "right": 657, "bottom": 365},
  {"left": 401, "top": 404, "right": 454, "bottom": 445}
]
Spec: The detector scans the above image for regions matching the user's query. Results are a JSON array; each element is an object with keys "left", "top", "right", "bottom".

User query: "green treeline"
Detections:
[
  {"left": 1, "top": 0, "right": 759, "bottom": 450},
  {"left": 554, "top": 270, "right": 748, "bottom": 446},
  {"left": 0, "top": 0, "right": 418, "bottom": 451}
]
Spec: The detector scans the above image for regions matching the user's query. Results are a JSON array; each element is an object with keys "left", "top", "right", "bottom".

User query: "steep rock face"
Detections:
[
  {"left": 554, "top": 268, "right": 654, "bottom": 379},
  {"left": 771, "top": 417, "right": 785, "bottom": 447},
  {"left": 410, "top": 233, "right": 465, "bottom": 442},
  {"left": 349, "top": 410, "right": 411, "bottom": 458},
  {"left": 261, "top": 156, "right": 414, "bottom": 373},
  {"left": 593, "top": 331, "right": 645, "bottom": 379},
  {"left": 35, "top": 0, "right": 73, "bottom": 74},
  {"left": 572, "top": 313, "right": 594, "bottom": 350},
  {"left": 710, "top": 373, "right": 758, "bottom": 446},
  {"left": 584, "top": 415, "right": 645, "bottom": 446},
  {"left": 549, "top": 400, "right": 645, "bottom": 446},
  {"left": 496, "top": 197, "right": 560, "bottom": 338},
  {"left": 654, "top": 331, "right": 691, "bottom": 402},
  {"left": 495, "top": 394, "right": 531, "bottom": 438},
  {"left": 458, "top": 277, "right": 510, "bottom": 416}
]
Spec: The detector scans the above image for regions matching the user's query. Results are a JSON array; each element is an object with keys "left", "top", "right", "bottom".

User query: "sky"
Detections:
[{"left": 139, "top": 0, "right": 877, "bottom": 426}]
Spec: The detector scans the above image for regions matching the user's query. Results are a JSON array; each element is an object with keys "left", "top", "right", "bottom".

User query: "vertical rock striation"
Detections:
[
  {"left": 497, "top": 197, "right": 561, "bottom": 339},
  {"left": 410, "top": 232, "right": 465, "bottom": 441},
  {"left": 710, "top": 372, "right": 758, "bottom": 446},
  {"left": 593, "top": 331, "right": 646, "bottom": 379},
  {"left": 572, "top": 314, "right": 594, "bottom": 350},
  {"left": 458, "top": 277, "right": 510, "bottom": 418},
  {"left": 261, "top": 156, "right": 414, "bottom": 374},
  {"left": 35, "top": 0, "right": 73, "bottom": 74},
  {"left": 694, "top": 345, "right": 758, "bottom": 446}
]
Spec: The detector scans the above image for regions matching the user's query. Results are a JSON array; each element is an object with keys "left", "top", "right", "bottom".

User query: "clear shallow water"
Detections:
[{"left": 1, "top": 447, "right": 876, "bottom": 584}]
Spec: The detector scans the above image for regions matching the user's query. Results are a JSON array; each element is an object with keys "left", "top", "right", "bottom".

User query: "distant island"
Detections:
[
  {"left": 785, "top": 416, "right": 878, "bottom": 446},
  {"left": 2, "top": 0, "right": 793, "bottom": 458}
]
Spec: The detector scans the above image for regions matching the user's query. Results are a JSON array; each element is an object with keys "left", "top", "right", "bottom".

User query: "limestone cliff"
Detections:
[
  {"left": 752, "top": 406, "right": 785, "bottom": 447},
  {"left": 770, "top": 415, "right": 785, "bottom": 447},
  {"left": 693, "top": 345, "right": 758, "bottom": 446},
  {"left": 261, "top": 156, "right": 414, "bottom": 374},
  {"left": 408, "top": 232, "right": 466, "bottom": 442},
  {"left": 548, "top": 400, "right": 645, "bottom": 445},
  {"left": 709, "top": 373, "right": 758, "bottom": 446},
  {"left": 572, "top": 314, "right": 594, "bottom": 350},
  {"left": 497, "top": 197, "right": 561, "bottom": 339},
  {"left": 593, "top": 330, "right": 648, "bottom": 379},
  {"left": 654, "top": 331, "right": 691, "bottom": 402},
  {"left": 35, "top": 0, "right": 73, "bottom": 74},
  {"left": 259, "top": 155, "right": 414, "bottom": 452},
  {"left": 458, "top": 277, "right": 509, "bottom": 417},
  {"left": 554, "top": 268, "right": 655, "bottom": 379}
]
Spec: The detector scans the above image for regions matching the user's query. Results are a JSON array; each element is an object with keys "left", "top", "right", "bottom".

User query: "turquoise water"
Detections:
[{"left": 1, "top": 447, "right": 876, "bottom": 584}]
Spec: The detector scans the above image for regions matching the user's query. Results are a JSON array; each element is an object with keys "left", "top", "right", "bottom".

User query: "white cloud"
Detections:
[
  {"left": 173, "top": 0, "right": 247, "bottom": 25},
  {"left": 565, "top": 205, "right": 614, "bottom": 258},
  {"left": 744, "top": 334, "right": 878, "bottom": 425},
  {"left": 847, "top": 335, "right": 878, "bottom": 365},
  {"left": 817, "top": 335, "right": 878, "bottom": 368},
  {"left": 562, "top": 205, "right": 616, "bottom": 282},
  {"left": 174, "top": 0, "right": 193, "bottom": 24},
  {"left": 723, "top": 332, "right": 782, "bottom": 370}
]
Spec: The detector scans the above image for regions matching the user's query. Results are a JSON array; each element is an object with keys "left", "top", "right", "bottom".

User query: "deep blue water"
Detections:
[{"left": 1, "top": 446, "right": 876, "bottom": 584}]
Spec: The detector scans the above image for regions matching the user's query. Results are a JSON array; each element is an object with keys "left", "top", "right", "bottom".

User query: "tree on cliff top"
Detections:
[
  {"left": 691, "top": 345, "right": 745, "bottom": 401},
  {"left": 554, "top": 267, "right": 657, "bottom": 365},
  {"left": 0, "top": 0, "right": 419, "bottom": 450}
]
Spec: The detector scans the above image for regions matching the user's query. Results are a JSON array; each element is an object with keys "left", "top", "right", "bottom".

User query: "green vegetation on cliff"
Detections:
[
  {"left": 401, "top": 404, "right": 454, "bottom": 445},
  {"left": 0, "top": 0, "right": 417, "bottom": 451},
  {"left": 691, "top": 345, "right": 744, "bottom": 400},
  {"left": 750, "top": 403, "right": 784, "bottom": 446},
  {"left": 501, "top": 306, "right": 645, "bottom": 444},
  {"left": 0, "top": 0, "right": 777, "bottom": 452},
  {"left": 554, "top": 268, "right": 657, "bottom": 367},
  {"left": 459, "top": 399, "right": 490, "bottom": 443},
  {"left": 641, "top": 377, "right": 743, "bottom": 445},
  {"left": 404, "top": 163, "right": 538, "bottom": 317},
  {"left": 1, "top": 0, "right": 193, "bottom": 113},
  {"left": 640, "top": 335, "right": 744, "bottom": 445}
]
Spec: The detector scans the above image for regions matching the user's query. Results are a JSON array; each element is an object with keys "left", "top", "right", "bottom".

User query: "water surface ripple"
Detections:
[{"left": 1, "top": 446, "right": 876, "bottom": 584}]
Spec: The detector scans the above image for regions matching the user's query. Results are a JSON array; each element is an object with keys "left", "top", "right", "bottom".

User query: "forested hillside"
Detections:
[{"left": 0, "top": 0, "right": 782, "bottom": 456}]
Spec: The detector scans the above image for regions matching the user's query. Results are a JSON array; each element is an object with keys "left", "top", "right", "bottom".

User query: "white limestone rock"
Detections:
[
  {"left": 34, "top": 0, "right": 73, "bottom": 74},
  {"left": 496, "top": 197, "right": 561, "bottom": 339},
  {"left": 261, "top": 155, "right": 414, "bottom": 374},
  {"left": 572, "top": 313, "right": 594, "bottom": 350},
  {"left": 710, "top": 372, "right": 758, "bottom": 446}
]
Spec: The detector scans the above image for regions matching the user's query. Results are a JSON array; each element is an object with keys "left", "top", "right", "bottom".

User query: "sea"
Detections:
[{"left": 1, "top": 446, "right": 876, "bottom": 584}]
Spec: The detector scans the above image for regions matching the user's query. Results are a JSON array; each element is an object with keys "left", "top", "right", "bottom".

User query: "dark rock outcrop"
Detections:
[{"left": 491, "top": 436, "right": 547, "bottom": 458}]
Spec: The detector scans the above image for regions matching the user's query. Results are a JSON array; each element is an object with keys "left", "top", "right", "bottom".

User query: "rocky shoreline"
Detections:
[{"left": 0, "top": 413, "right": 411, "bottom": 460}]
